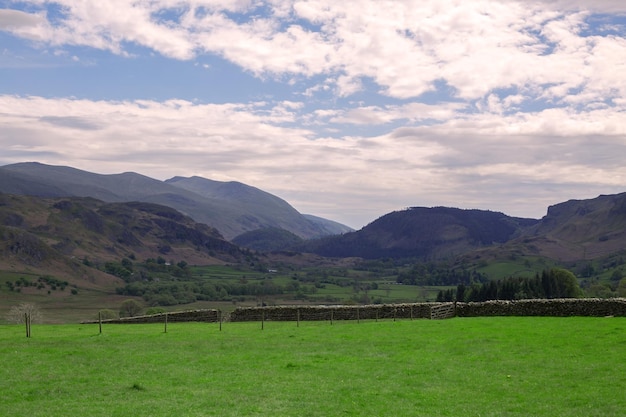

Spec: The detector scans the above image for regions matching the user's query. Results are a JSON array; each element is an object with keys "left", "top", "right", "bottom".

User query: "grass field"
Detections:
[{"left": 1, "top": 317, "right": 625, "bottom": 416}]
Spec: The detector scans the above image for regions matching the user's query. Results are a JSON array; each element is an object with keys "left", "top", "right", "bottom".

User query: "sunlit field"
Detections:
[{"left": 1, "top": 317, "right": 625, "bottom": 417}]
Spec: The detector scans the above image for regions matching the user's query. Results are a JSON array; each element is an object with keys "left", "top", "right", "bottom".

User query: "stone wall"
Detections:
[
  {"left": 455, "top": 298, "right": 626, "bottom": 317},
  {"left": 228, "top": 303, "right": 437, "bottom": 322},
  {"left": 82, "top": 299, "right": 626, "bottom": 325}
]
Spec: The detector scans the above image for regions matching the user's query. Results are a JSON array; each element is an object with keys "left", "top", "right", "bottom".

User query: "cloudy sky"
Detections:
[{"left": 1, "top": 0, "right": 625, "bottom": 229}]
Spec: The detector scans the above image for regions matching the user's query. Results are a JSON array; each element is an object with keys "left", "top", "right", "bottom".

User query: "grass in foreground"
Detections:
[{"left": 1, "top": 317, "right": 625, "bottom": 417}]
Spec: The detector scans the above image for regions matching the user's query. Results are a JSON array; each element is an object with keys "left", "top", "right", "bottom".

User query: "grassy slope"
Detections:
[{"left": 1, "top": 317, "right": 624, "bottom": 417}]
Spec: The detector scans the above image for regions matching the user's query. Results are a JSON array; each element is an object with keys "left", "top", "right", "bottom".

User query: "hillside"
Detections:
[
  {"left": 0, "top": 162, "right": 352, "bottom": 240},
  {"left": 0, "top": 193, "right": 246, "bottom": 273},
  {"left": 165, "top": 176, "right": 343, "bottom": 239},
  {"left": 232, "top": 227, "right": 304, "bottom": 252},
  {"left": 510, "top": 192, "right": 626, "bottom": 262},
  {"left": 299, "top": 207, "right": 538, "bottom": 260}
]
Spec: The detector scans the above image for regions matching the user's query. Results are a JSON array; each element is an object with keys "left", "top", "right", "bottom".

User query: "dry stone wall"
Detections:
[
  {"left": 456, "top": 298, "right": 626, "bottom": 317},
  {"left": 229, "top": 303, "right": 438, "bottom": 322},
  {"left": 83, "top": 299, "right": 626, "bottom": 325}
]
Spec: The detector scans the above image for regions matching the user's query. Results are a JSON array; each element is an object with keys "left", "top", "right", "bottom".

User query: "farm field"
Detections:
[{"left": 1, "top": 317, "right": 625, "bottom": 416}]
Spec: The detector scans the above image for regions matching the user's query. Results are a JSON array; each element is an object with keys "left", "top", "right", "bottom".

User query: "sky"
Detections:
[{"left": 0, "top": 0, "right": 625, "bottom": 230}]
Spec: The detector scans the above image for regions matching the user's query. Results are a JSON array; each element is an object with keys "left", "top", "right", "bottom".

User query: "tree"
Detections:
[
  {"left": 548, "top": 268, "right": 583, "bottom": 298},
  {"left": 120, "top": 299, "right": 143, "bottom": 318},
  {"left": 7, "top": 302, "right": 42, "bottom": 324},
  {"left": 618, "top": 278, "right": 626, "bottom": 298},
  {"left": 98, "top": 309, "right": 118, "bottom": 320}
]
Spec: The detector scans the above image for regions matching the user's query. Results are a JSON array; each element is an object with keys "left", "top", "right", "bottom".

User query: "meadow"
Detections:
[{"left": 1, "top": 317, "right": 625, "bottom": 416}]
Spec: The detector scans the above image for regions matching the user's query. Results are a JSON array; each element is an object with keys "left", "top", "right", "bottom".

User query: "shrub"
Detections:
[
  {"left": 7, "top": 302, "right": 42, "bottom": 324},
  {"left": 119, "top": 299, "right": 143, "bottom": 318},
  {"left": 98, "top": 309, "right": 118, "bottom": 320},
  {"left": 145, "top": 307, "right": 167, "bottom": 315}
]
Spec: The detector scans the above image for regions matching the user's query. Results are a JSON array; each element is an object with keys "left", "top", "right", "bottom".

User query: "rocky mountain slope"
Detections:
[
  {"left": 0, "top": 194, "right": 246, "bottom": 274},
  {"left": 507, "top": 192, "right": 626, "bottom": 262},
  {"left": 297, "top": 193, "right": 626, "bottom": 263}
]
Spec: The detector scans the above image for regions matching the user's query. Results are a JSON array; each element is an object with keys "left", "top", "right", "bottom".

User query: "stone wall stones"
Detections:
[
  {"left": 228, "top": 303, "right": 435, "bottom": 322},
  {"left": 455, "top": 298, "right": 626, "bottom": 317}
]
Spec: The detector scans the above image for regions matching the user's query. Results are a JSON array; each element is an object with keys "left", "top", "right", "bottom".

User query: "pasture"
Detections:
[{"left": 1, "top": 317, "right": 625, "bottom": 416}]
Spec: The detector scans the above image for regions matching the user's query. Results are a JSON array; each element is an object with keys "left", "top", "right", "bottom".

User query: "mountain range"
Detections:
[
  {"left": 0, "top": 162, "right": 352, "bottom": 240},
  {"left": 299, "top": 192, "right": 626, "bottom": 262},
  {"left": 1, "top": 162, "right": 624, "bottom": 267}
]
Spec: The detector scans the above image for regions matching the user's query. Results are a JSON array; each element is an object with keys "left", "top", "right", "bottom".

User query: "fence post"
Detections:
[
  {"left": 357, "top": 306, "right": 360, "bottom": 324},
  {"left": 330, "top": 310, "right": 333, "bottom": 326},
  {"left": 164, "top": 313, "right": 168, "bottom": 333},
  {"left": 297, "top": 308, "right": 300, "bottom": 327},
  {"left": 219, "top": 309, "right": 222, "bottom": 331},
  {"left": 25, "top": 312, "right": 29, "bottom": 338},
  {"left": 261, "top": 309, "right": 265, "bottom": 330},
  {"left": 99, "top": 311, "right": 102, "bottom": 335}
]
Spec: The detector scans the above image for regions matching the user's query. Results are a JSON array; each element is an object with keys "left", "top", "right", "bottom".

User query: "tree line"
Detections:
[{"left": 437, "top": 268, "right": 583, "bottom": 302}]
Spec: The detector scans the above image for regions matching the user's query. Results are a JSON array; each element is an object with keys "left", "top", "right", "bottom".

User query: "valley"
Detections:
[{"left": 1, "top": 162, "right": 625, "bottom": 323}]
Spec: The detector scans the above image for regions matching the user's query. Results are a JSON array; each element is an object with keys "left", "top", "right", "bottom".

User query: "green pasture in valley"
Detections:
[{"left": 1, "top": 317, "right": 625, "bottom": 416}]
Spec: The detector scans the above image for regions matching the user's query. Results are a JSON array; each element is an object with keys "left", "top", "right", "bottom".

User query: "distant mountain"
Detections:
[
  {"left": 509, "top": 192, "right": 626, "bottom": 262},
  {"left": 298, "top": 193, "right": 626, "bottom": 263},
  {"left": 0, "top": 162, "right": 352, "bottom": 240},
  {"left": 232, "top": 227, "right": 304, "bottom": 252},
  {"left": 302, "top": 214, "right": 353, "bottom": 235},
  {"left": 164, "top": 176, "right": 347, "bottom": 239},
  {"left": 299, "top": 207, "right": 538, "bottom": 260}
]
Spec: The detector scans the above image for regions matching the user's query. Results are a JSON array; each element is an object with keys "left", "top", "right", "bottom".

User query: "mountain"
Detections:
[
  {"left": 299, "top": 193, "right": 626, "bottom": 263},
  {"left": 164, "top": 176, "right": 346, "bottom": 239},
  {"left": 299, "top": 207, "right": 538, "bottom": 260},
  {"left": 508, "top": 192, "right": 626, "bottom": 262},
  {"left": 0, "top": 162, "right": 352, "bottom": 240},
  {"left": 232, "top": 227, "right": 304, "bottom": 252},
  {"left": 302, "top": 214, "right": 353, "bottom": 235},
  {"left": 0, "top": 194, "right": 245, "bottom": 273}
]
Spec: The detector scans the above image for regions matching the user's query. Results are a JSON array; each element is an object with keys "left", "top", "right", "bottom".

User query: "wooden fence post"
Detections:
[
  {"left": 99, "top": 311, "right": 102, "bottom": 334},
  {"left": 164, "top": 313, "right": 168, "bottom": 333}
]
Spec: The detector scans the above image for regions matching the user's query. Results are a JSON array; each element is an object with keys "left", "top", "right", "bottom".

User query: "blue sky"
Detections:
[{"left": 0, "top": 0, "right": 625, "bottom": 229}]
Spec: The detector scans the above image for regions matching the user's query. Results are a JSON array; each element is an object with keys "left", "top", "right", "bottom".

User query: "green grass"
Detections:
[
  {"left": 475, "top": 258, "right": 555, "bottom": 279},
  {"left": 1, "top": 317, "right": 625, "bottom": 416}
]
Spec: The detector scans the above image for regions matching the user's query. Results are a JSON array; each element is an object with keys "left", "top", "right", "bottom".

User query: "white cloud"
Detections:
[
  {"left": 330, "top": 102, "right": 467, "bottom": 125},
  {"left": 0, "top": 1, "right": 625, "bottom": 227},
  {"left": 1, "top": 94, "right": 624, "bottom": 228},
  {"left": 0, "top": 9, "right": 46, "bottom": 30},
  {"left": 3, "top": 0, "right": 623, "bottom": 105}
]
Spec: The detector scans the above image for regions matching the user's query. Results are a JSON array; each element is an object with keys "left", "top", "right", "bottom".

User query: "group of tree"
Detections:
[
  {"left": 5, "top": 275, "right": 77, "bottom": 295},
  {"left": 397, "top": 263, "right": 488, "bottom": 286},
  {"left": 101, "top": 256, "right": 191, "bottom": 283},
  {"left": 437, "top": 268, "right": 583, "bottom": 302},
  {"left": 116, "top": 278, "right": 318, "bottom": 306}
]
